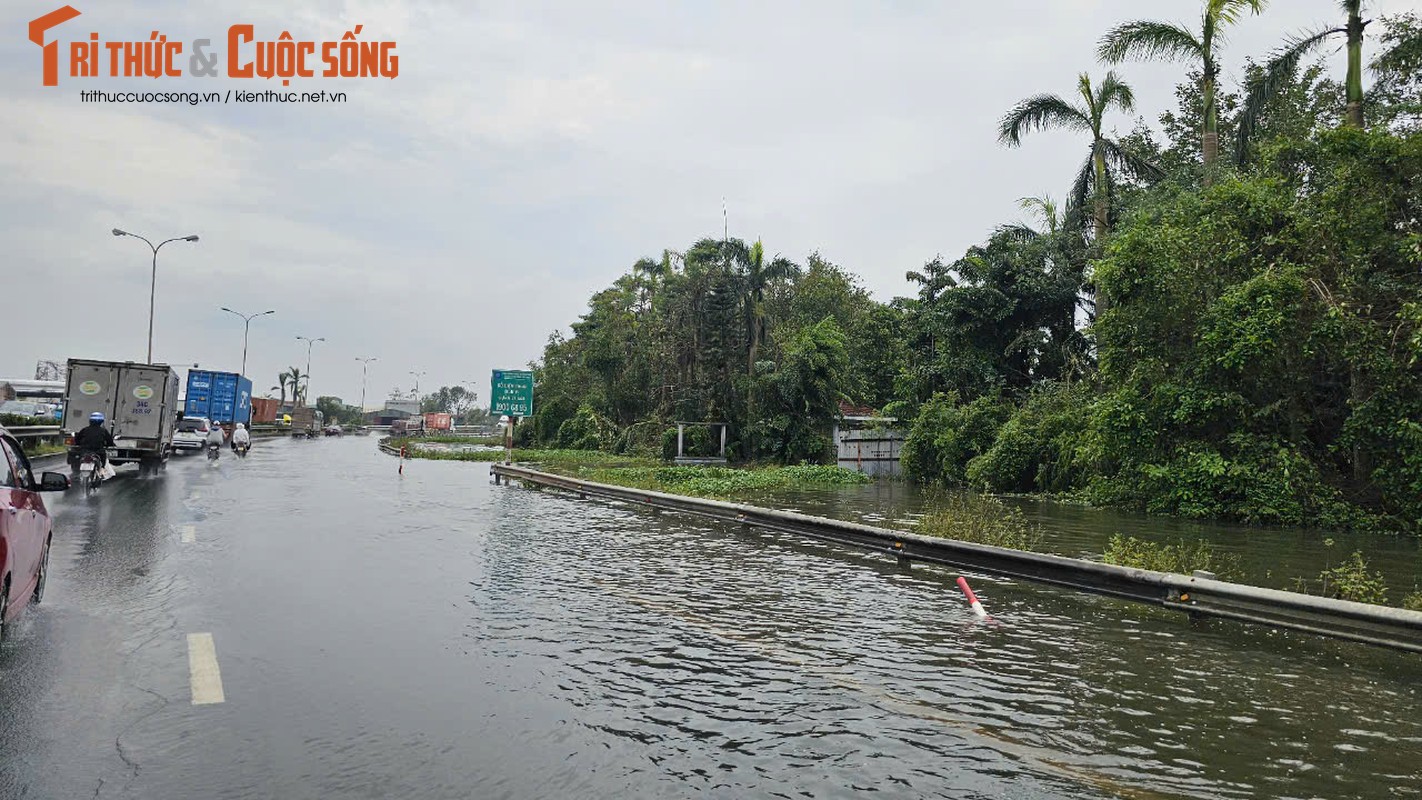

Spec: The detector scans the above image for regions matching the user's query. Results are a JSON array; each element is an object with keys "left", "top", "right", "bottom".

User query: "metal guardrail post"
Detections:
[{"left": 489, "top": 463, "right": 1422, "bottom": 654}]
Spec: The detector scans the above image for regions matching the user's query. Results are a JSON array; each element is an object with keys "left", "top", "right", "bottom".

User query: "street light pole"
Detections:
[
  {"left": 355, "top": 357, "right": 377, "bottom": 413},
  {"left": 113, "top": 228, "right": 199, "bottom": 363},
  {"left": 221, "top": 307, "right": 275, "bottom": 377},
  {"left": 409, "top": 371, "right": 427, "bottom": 408},
  {"left": 296, "top": 335, "right": 325, "bottom": 406}
]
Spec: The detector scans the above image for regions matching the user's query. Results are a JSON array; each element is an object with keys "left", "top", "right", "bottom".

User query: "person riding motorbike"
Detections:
[
  {"left": 73, "top": 411, "right": 115, "bottom": 470},
  {"left": 205, "top": 422, "right": 227, "bottom": 455},
  {"left": 231, "top": 422, "right": 251, "bottom": 453}
]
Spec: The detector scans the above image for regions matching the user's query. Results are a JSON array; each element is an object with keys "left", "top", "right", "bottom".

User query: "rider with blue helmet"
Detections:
[{"left": 72, "top": 410, "right": 115, "bottom": 469}]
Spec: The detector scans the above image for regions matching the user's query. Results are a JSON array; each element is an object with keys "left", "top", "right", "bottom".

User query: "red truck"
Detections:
[{"left": 424, "top": 412, "right": 453, "bottom": 432}]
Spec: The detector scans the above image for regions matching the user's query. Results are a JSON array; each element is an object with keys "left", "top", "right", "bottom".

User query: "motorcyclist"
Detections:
[
  {"left": 72, "top": 411, "right": 115, "bottom": 469},
  {"left": 205, "top": 422, "right": 227, "bottom": 452},
  {"left": 231, "top": 422, "right": 251, "bottom": 452}
]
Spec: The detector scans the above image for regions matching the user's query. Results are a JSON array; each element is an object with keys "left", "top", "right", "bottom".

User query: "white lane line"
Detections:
[
  {"left": 181, "top": 525, "right": 196, "bottom": 543},
  {"left": 189, "top": 491, "right": 201, "bottom": 500},
  {"left": 187, "top": 633, "right": 226, "bottom": 705}
]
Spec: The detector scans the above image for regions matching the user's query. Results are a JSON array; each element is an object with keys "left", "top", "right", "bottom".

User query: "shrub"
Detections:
[
  {"left": 901, "top": 393, "right": 1010, "bottom": 484},
  {"left": 967, "top": 382, "right": 1094, "bottom": 493},
  {"left": 1403, "top": 592, "right": 1422, "bottom": 612},
  {"left": 1101, "top": 534, "right": 1237, "bottom": 579},
  {"left": 1318, "top": 550, "right": 1389, "bottom": 605},
  {"left": 555, "top": 405, "right": 617, "bottom": 451},
  {"left": 914, "top": 493, "right": 1043, "bottom": 552}
]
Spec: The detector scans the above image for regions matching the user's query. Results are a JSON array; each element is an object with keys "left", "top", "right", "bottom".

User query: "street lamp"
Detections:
[
  {"left": 113, "top": 228, "right": 199, "bottom": 363},
  {"left": 409, "top": 371, "right": 427, "bottom": 406},
  {"left": 221, "top": 307, "right": 275, "bottom": 377},
  {"left": 355, "top": 357, "right": 377, "bottom": 414},
  {"left": 296, "top": 335, "right": 325, "bottom": 406}
]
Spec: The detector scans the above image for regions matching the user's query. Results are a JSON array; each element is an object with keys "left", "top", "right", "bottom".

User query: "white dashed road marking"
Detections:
[
  {"left": 187, "top": 633, "right": 226, "bottom": 705},
  {"left": 181, "top": 525, "right": 196, "bottom": 543}
]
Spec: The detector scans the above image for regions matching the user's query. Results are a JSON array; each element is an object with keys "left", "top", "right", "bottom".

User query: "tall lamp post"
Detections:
[
  {"left": 113, "top": 228, "right": 199, "bottom": 363},
  {"left": 296, "top": 335, "right": 325, "bottom": 406},
  {"left": 221, "top": 307, "right": 274, "bottom": 377},
  {"left": 355, "top": 357, "right": 378, "bottom": 414}
]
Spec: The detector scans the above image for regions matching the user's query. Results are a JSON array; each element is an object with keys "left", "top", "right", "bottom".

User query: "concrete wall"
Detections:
[{"left": 834, "top": 426, "right": 904, "bottom": 477}]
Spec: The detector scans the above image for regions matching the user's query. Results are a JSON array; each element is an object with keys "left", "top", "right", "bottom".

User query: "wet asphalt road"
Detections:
[{"left": 2, "top": 436, "right": 1420, "bottom": 799}]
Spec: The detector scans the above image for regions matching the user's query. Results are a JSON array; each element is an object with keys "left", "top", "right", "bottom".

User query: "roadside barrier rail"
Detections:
[
  {"left": 7, "top": 425, "right": 62, "bottom": 439},
  {"left": 489, "top": 463, "right": 1422, "bottom": 654}
]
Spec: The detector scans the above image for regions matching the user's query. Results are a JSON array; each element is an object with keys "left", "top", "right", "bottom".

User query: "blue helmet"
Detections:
[{"left": 90, "top": 411, "right": 106, "bottom": 423}]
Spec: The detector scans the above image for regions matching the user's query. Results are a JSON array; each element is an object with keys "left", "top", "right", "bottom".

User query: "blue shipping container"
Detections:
[{"left": 185, "top": 371, "right": 253, "bottom": 426}]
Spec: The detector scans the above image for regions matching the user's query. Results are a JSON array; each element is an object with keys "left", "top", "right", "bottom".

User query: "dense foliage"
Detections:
[{"left": 527, "top": 12, "right": 1422, "bottom": 532}]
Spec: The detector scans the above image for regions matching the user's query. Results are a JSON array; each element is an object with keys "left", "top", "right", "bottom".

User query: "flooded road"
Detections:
[{"left": 2, "top": 437, "right": 1419, "bottom": 798}]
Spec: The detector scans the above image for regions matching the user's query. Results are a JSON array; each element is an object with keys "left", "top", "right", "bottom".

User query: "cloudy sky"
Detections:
[{"left": 1, "top": 0, "right": 1410, "bottom": 407}]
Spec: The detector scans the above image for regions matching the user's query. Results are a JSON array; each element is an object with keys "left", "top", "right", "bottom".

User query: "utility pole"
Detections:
[{"left": 356, "top": 357, "right": 378, "bottom": 414}]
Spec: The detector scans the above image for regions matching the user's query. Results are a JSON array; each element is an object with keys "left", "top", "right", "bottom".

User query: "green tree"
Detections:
[
  {"left": 752, "top": 317, "right": 851, "bottom": 464},
  {"left": 1099, "top": 0, "right": 1268, "bottom": 180},
  {"left": 999, "top": 72, "right": 1160, "bottom": 241}
]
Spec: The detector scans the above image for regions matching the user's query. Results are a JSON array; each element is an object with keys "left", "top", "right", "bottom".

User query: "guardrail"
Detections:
[
  {"left": 7, "top": 425, "right": 62, "bottom": 440},
  {"left": 490, "top": 463, "right": 1422, "bottom": 655}
]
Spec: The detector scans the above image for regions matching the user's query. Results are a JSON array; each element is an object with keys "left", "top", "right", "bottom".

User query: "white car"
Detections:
[{"left": 173, "top": 417, "right": 212, "bottom": 452}]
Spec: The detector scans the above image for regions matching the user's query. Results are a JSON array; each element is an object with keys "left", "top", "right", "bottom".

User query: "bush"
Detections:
[
  {"left": 901, "top": 393, "right": 1010, "bottom": 484},
  {"left": 555, "top": 405, "right": 617, "bottom": 451},
  {"left": 1403, "top": 592, "right": 1422, "bottom": 612},
  {"left": 0, "top": 414, "right": 56, "bottom": 427},
  {"left": 1318, "top": 550, "right": 1389, "bottom": 605},
  {"left": 1102, "top": 534, "right": 1237, "bottom": 579},
  {"left": 967, "top": 382, "right": 1094, "bottom": 493},
  {"left": 914, "top": 492, "right": 1043, "bottom": 551}
]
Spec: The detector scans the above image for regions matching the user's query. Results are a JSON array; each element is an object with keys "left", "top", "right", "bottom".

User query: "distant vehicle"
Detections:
[
  {"left": 184, "top": 370, "right": 253, "bottom": 427},
  {"left": 288, "top": 407, "right": 323, "bottom": 439},
  {"left": 250, "top": 397, "right": 280, "bottom": 424},
  {"left": 173, "top": 417, "right": 212, "bottom": 453},
  {"left": 390, "top": 417, "right": 425, "bottom": 436},
  {"left": 0, "top": 424, "right": 69, "bottom": 642},
  {"left": 324, "top": 424, "right": 343, "bottom": 437},
  {"left": 62, "top": 359, "right": 180, "bottom": 476},
  {"left": 0, "top": 400, "right": 58, "bottom": 420},
  {"left": 424, "top": 412, "right": 453, "bottom": 432}
]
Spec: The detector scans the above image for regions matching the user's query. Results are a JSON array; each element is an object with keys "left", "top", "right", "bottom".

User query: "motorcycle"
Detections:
[
  {"left": 78, "top": 451, "right": 106, "bottom": 496},
  {"left": 234, "top": 441, "right": 250, "bottom": 458},
  {"left": 207, "top": 442, "right": 221, "bottom": 462}
]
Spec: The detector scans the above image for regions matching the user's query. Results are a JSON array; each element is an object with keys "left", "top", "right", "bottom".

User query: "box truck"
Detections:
[
  {"left": 62, "top": 359, "right": 181, "bottom": 475},
  {"left": 184, "top": 370, "right": 253, "bottom": 427}
]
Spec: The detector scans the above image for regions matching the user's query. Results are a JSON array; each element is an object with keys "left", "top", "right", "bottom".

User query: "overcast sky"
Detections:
[{"left": 1, "top": 0, "right": 1411, "bottom": 407}]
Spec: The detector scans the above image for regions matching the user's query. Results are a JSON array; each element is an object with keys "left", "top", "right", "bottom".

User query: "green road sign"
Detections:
[{"left": 491, "top": 369, "right": 534, "bottom": 417}]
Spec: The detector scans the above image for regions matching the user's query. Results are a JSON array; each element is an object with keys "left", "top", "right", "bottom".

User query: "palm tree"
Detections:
[
  {"left": 1236, "top": 1, "right": 1368, "bottom": 165},
  {"left": 999, "top": 72, "right": 1160, "bottom": 241},
  {"left": 1099, "top": 0, "right": 1268, "bottom": 180},
  {"left": 285, "top": 366, "right": 307, "bottom": 406},
  {"left": 744, "top": 239, "right": 798, "bottom": 374},
  {"left": 997, "top": 195, "right": 1066, "bottom": 243},
  {"left": 275, "top": 369, "right": 296, "bottom": 408}
]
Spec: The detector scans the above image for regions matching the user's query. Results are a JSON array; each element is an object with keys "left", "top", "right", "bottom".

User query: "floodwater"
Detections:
[
  {"left": 765, "top": 481, "right": 1422, "bottom": 600},
  {"left": 1, "top": 437, "right": 1418, "bottom": 799}
]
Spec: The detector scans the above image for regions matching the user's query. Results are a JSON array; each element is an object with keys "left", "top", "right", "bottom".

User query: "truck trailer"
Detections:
[
  {"left": 184, "top": 370, "right": 253, "bottom": 427},
  {"left": 62, "top": 359, "right": 181, "bottom": 475}
]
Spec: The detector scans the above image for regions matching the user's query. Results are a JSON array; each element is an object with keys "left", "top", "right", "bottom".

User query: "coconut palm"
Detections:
[
  {"left": 284, "top": 366, "right": 307, "bottom": 406},
  {"left": 275, "top": 369, "right": 295, "bottom": 408},
  {"left": 1236, "top": 1, "right": 1368, "bottom": 165},
  {"left": 1099, "top": 0, "right": 1268, "bottom": 179},
  {"left": 999, "top": 72, "right": 1161, "bottom": 241}
]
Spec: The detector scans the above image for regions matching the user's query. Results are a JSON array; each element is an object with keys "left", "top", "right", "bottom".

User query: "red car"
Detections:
[{"left": 1, "top": 425, "right": 70, "bottom": 641}]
